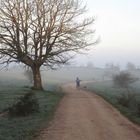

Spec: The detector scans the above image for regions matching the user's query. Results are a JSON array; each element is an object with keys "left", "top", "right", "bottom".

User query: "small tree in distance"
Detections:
[
  {"left": 113, "top": 71, "right": 138, "bottom": 89},
  {"left": 104, "top": 63, "right": 120, "bottom": 80},
  {"left": 0, "top": 0, "right": 97, "bottom": 90},
  {"left": 126, "top": 62, "right": 136, "bottom": 71},
  {"left": 113, "top": 71, "right": 138, "bottom": 107}
]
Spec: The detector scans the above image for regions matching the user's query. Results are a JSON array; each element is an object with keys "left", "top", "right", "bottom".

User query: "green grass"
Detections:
[
  {"left": 84, "top": 80, "right": 140, "bottom": 126},
  {"left": 0, "top": 80, "right": 64, "bottom": 140}
]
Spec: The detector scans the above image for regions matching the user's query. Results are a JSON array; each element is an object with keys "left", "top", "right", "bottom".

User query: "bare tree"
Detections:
[{"left": 0, "top": 0, "right": 96, "bottom": 89}]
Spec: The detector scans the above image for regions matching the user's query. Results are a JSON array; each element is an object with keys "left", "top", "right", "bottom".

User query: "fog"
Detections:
[
  {"left": 0, "top": 66, "right": 105, "bottom": 83},
  {"left": 0, "top": 63, "right": 140, "bottom": 89},
  {"left": 73, "top": 0, "right": 140, "bottom": 68}
]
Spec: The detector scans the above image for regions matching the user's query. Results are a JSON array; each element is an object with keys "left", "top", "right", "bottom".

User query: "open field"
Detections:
[
  {"left": 0, "top": 73, "right": 64, "bottom": 140},
  {"left": 0, "top": 66, "right": 105, "bottom": 140},
  {"left": 83, "top": 80, "right": 140, "bottom": 125},
  {"left": 1, "top": 67, "right": 140, "bottom": 139}
]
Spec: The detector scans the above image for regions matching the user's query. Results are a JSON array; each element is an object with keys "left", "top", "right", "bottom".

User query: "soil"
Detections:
[{"left": 35, "top": 83, "right": 140, "bottom": 140}]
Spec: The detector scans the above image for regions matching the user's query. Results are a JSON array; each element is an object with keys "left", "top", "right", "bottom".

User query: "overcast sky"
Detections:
[{"left": 74, "top": 0, "right": 140, "bottom": 68}]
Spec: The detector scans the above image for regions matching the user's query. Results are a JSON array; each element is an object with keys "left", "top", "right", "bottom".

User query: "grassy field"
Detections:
[
  {"left": 83, "top": 80, "right": 140, "bottom": 125},
  {"left": 0, "top": 77, "right": 64, "bottom": 140}
]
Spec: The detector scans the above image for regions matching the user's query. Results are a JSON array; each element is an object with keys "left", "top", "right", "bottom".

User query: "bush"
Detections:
[
  {"left": 136, "top": 101, "right": 140, "bottom": 117},
  {"left": 117, "top": 93, "right": 135, "bottom": 107},
  {"left": 113, "top": 71, "right": 139, "bottom": 108},
  {"left": 113, "top": 71, "right": 138, "bottom": 88},
  {"left": 8, "top": 92, "right": 39, "bottom": 117}
]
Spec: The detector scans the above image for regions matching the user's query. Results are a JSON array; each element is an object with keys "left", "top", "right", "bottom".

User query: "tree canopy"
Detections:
[{"left": 0, "top": 0, "right": 96, "bottom": 89}]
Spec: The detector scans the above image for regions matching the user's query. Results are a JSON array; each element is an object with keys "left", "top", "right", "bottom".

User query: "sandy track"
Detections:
[{"left": 36, "top": 84, "right": 140, "bottom": 140}]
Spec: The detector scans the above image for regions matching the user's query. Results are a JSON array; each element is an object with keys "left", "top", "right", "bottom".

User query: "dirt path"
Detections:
[{"left": 36, "top": 84, "right": 140, "bottom": 140}]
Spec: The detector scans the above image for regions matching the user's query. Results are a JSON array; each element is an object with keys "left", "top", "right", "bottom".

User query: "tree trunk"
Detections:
[{"left": 32, "top": 66, "right": 43, "bottom": 90}]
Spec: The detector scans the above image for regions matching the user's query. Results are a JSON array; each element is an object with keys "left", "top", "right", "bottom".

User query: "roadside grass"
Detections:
[
  {"left": 83, "top": 80, "right": 140, "bottom": 126},
  {"left": 0, "top": 80, "right": 64, "bottom": 140}
]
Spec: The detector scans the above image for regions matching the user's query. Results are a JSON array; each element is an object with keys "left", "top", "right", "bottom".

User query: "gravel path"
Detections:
[{"left": 35, "top": 83, "right": 140, "bottom": 140}]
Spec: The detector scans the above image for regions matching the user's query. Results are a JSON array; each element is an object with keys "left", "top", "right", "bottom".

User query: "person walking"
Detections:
[{"left": 76, "top": 77, "right": 80, "bottom": 88}]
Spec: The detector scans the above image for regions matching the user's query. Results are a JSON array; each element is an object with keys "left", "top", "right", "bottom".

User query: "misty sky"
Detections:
[{"left": 74, "top": 0, "right": 140, "bottom": 68}]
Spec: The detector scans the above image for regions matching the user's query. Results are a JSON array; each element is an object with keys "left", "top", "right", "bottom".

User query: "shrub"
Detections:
[
  {"left": 113, "top": 71, "right": 138, "bottom": 88},
  {"left": 136, "top": 101, "right": 140, "bottom": 117},
  {"left": 113, "top": 71, "right": 138, "bottom": 108},
  {"left": 8, "top": 92, "right": 39, "bottom": 117},
  {"left": 117, "top": 93, "right": 135, "bottom": 107}
]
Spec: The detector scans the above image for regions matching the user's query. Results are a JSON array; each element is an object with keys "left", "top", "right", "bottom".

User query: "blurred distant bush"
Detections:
[
  {"left": 113, "top": 71, "right": 138, "bottom": 108},
  {"left": 113, "top": 71, "right": 138, "bottom": 88},
  {"left": 117, "top": 93, "right": 135, "bottom": 107}
]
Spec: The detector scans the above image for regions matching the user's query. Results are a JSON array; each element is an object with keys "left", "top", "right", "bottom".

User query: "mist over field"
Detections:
[
  {"left": 0, "top": 65, "right": 105, "bottom": 85},
  {"left": 0, "top": 63, "right": 140, "bottom": 90}
]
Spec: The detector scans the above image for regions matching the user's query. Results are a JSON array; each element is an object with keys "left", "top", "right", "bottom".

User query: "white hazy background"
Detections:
[{"left": 74, "top": 0, "right": 140, "bottom": 68}]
